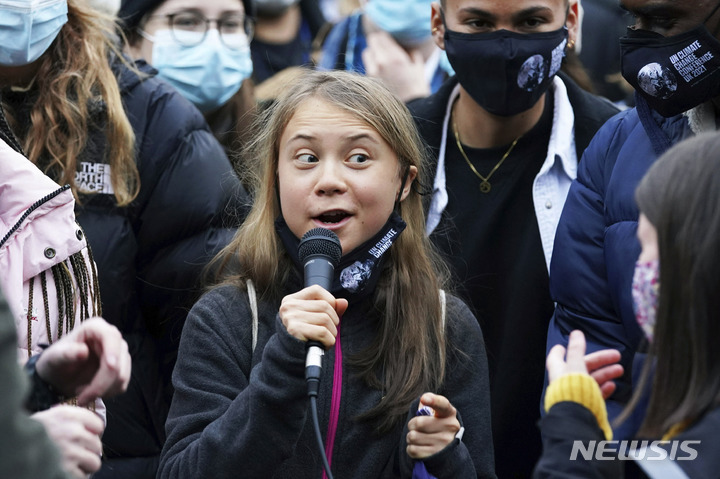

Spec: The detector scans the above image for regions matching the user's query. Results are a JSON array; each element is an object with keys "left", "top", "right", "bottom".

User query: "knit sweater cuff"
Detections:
[{"left": 544, "top": 373, "right": 612, "bottom": 440}]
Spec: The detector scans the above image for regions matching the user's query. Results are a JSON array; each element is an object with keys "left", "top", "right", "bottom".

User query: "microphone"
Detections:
[
  {"left": 297, "top": 228, "right": 342, "bottom": 396},
  {"left": 298, "top": 228, "right": 341, "bottom": 479}
]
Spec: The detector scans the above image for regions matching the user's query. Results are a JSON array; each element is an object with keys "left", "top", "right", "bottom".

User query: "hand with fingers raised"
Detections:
[{"left": 546, "top": 329, "right": 624, "bottom": 400}]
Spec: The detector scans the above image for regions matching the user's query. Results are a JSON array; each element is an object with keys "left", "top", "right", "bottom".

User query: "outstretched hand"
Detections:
[
  {"left": 406, "top": 393, "right": 461, "bottom": 459},
  {"left": 35, "top": 317, "right": 131, "bottom": 406},
  {"left": 546, "top": 330, "right": 624, "bottom": 399}
]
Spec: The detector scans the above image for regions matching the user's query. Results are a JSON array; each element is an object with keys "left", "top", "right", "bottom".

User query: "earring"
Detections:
[
  {"left": 568, "top": 39, "right": 576, "bottom": 49},
  {"left": 432, "top": 27, "right": 439, "bottom": 33}
]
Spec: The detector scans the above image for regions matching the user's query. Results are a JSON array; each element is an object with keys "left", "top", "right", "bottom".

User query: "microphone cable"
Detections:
[
  {"left": 310, "top": 396, "right": 332, "bottom": 478},
  {"left": 306, "top": 339, "right": 333, "bottom": 478},
  {"left": 298, "top": 228, "right": 342, "bottom": 479}
]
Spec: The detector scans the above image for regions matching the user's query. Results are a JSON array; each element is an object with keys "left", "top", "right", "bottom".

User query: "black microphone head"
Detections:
[{"left": 298, "top": 228, "right": 342, "bottom": 267}]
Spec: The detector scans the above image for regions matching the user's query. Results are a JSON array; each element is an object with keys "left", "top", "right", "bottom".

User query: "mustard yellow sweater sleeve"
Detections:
[{"left": 544, "top": 373, "right": 613, "bottom": 441}]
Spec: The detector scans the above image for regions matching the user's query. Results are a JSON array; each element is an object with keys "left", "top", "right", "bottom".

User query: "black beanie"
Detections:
[{"left": 118, "top": 0, "right": 255, "bottom": 33}]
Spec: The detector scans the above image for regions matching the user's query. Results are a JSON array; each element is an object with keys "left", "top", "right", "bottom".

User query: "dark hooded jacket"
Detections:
[{"left": 93, "top": 59, "right": 248, "bottom": 478}]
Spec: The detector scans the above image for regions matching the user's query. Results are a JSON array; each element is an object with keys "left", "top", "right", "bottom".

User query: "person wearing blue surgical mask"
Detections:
[
  {"left": 319, "top": 0, "right": 453, "bottom": 102},
  {"left": 120, "top": 0, "right": 258, "bottom": 161},
  {"left": 0, "top": 0, "right": 69, "bottom": 67}
]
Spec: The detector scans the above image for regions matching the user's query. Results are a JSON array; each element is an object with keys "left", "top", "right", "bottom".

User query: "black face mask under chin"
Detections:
[
  {"left": 443, "top": 25, "right": 568, "bottom": 116},
  {"left": 275, "top": 212, "right": 407, "bottom": 304},
  {"left": 620, "top": 2, "right": 720, "bottom": 117}
]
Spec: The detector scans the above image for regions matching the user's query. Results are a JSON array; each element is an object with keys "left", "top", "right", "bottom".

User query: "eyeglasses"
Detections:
[{"left": 149, "top": 11, "right": 255, "bottom": 49}]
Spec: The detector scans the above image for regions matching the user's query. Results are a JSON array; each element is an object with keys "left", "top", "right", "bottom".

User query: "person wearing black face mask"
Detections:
[
  {"left": 545, "top": 0, "right": 720, "bottom": 454},
  {"left": 406, "top": 1, "right": 619, "bottom": 478}
]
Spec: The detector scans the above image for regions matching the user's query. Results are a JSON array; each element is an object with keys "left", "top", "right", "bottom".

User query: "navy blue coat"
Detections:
[{"left": 546, "top": 95, "right": 694, "bottom": 438}]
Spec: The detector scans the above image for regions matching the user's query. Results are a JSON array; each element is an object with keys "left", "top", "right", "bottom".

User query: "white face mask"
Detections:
[
  {"left": 0, "top": 0, "right": 68, "bottom": 66},
  {"left": 86, "top": 0, "right": 121, "bottom": 15},
  {"left": 141, "top": 29, "right": 253, "bottom": 113}
]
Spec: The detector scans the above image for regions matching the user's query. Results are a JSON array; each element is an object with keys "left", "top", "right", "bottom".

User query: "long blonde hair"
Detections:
[
  {"left": 214, "top": 69, "right": 449, "bottom": 431},
  {"left": 5, "top": 0, "right": 139, "bottom": 206}
]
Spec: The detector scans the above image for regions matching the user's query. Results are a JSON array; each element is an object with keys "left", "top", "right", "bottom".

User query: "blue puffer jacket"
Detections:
[{"left": 546, "top": 95, "right": 694, "bottom": 438}]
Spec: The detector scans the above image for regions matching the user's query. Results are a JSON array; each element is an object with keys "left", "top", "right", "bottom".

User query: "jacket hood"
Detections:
[
  {"left": 114, "top": 56, "right": 157, "bottom": 94},
  {"left": 0, "top": 138, "right": 89, "bottom": 317}
]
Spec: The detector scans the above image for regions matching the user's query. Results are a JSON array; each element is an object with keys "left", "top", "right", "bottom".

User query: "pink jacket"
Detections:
[{"left": 0, "top": 138, "right": 104, "bottom": 418}]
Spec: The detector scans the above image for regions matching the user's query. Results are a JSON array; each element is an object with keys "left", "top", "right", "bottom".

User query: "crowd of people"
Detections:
[{"left": 1, "top": 0, "right": 719, "bottom": 478}]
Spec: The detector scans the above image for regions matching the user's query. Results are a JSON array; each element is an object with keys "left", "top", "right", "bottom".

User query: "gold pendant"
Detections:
[{"left": 479, "top": 181, "right": 491, "bottom": 193}]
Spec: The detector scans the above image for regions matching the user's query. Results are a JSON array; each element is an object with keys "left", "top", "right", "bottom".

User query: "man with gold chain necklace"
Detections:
[{"left": 407, "top": 0, "right": 618, "bottom": 477}]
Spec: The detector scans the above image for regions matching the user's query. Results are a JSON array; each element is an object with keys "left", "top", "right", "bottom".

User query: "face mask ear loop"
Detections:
[
  {"left": 394, "top": 165, "right": 411, "bottom": 212},
  {"left": 137, "top": 28, "right": 155, "bottom": 43},
  {"left": 136, "top": 11, "right": 157, "bottom": 42}
]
